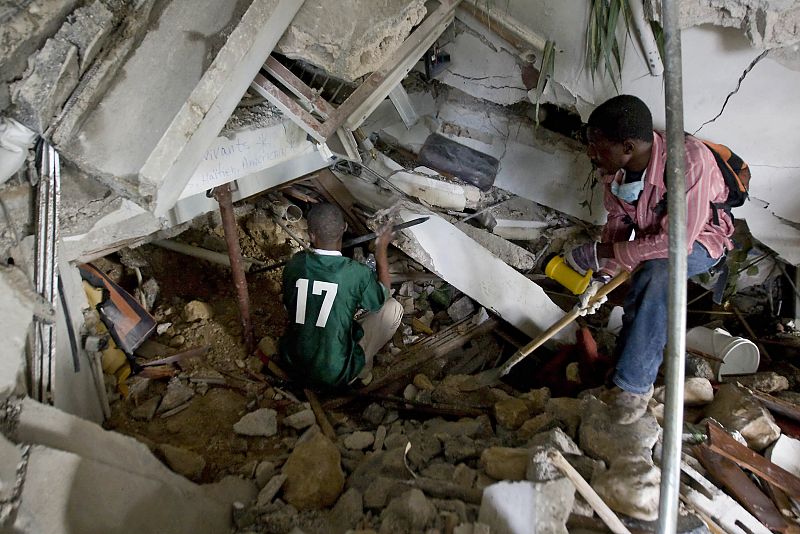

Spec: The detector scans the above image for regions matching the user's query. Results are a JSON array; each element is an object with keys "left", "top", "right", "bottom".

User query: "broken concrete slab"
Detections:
[
  {"left": 0, "top": 0, "right": 80, "bottom": 111},
  {"left": 455, "top": 222, "right": 538, "bottom": 271},
  {"left": 329, "top": 488, "right": 364, "bottom": 532},
  {"left": 13, "top": 444, "right": 235, "bottom": 533},
  {"left": 704, "top": 383, "right": 781, "bottom": 451},
  {"left": 390, "top": 205, "right": 576, "bottom": 343},
  {"left": 54, "top": 1, "right": 116, "bottom": 74},
  {"left": 591, "top": 456, "right": 661, "bottom": 522},
  {"left": 0, "top": 266, "right": 37, "bottom": 400},
  {"left": 60, "top": 0, "right": 306, "bottom": 215},
  {"left": 10, "top": 37, "right": 79, "bottom": 134},
  {"left": 438, "top": 23, "right": 528, "bottom": 106},
  {"left": 276, "top": 0, "right": 427, "bottom": 81},
  {"left": 478, "top": 479, "right": 573, "bottom": 534}
]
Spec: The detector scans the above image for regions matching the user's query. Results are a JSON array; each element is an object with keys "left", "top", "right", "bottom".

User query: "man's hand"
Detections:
[
  {"left": 565, "top": 242, "right": 601, "bottom": 276},
  {"left": 375, "top": 221, "right": 394, "bottom": 252},
  {"left": 576, "top": 279, "right": 608, "bottom": 316}
]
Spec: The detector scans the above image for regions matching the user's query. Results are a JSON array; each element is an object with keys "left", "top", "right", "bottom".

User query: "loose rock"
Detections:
[
  {"left": 579, "top": 396, "right": 661, "bottom": 464},
  {"left": 480, "top": 447, "right": 529, "bottom": 481},
  {"left": 329, "top": 488, "right": 364, "bottom": 532},
  {"left": 255, "top": 460, "right": 276, "bottom": 489},
  {"left": 183, "top": 300, "right": 213, "bottom": 321},
  {"left": 234, "top": 408, "right": 278, "bottom": 437},
  {"left": 704, "top": 383, "right": 781, "bottom": 451},
  {"left": 158, "top": 378, "right": 194, "bottom": 413},
  {"left": 654, "top": 377, "right": 714, "bottom": 406},
  {"left": 344, "top": 431, "right": 375, "bottom": 451},
  {"left": 131, "top": 395, "right": 161, "bottom": 421},
  {"left": 725, "top": 371, "right": 790, "bottom": 393},
  {"left": 157, "top": 444, "right": 205, "bottom": 480},
  {"left": 282, "top": 429, "right": 345, "bottom": 510},
  {"left": 379, "top": 489, "right": 436, "bottom": 534},
  {"left": 283, "top": 409, "right": 316, "bottom": 430},
  {"left": 363, "top": 403, "right": 387, "bottom": 426},
  {"left": 592, "top": 456, "right": 661, "bottom": 521},
  {"left": 494, "top": 398, "right": 530, "bottom": 430},
  {"left": 257, "top": 473, "right": 288, "bottom": 507}
]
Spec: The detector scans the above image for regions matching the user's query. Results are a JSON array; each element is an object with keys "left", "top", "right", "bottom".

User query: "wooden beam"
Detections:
[
  {"left": 694, "top": 443, "right": 789, "bottom": 532},
  {"left": 251, "top": 73, "right": 327, "bottom": 142},
  {"left": 263, "top": 56, "right": 336, "bottom": 117},
  {"left": 304, "top": 388, "right": 336, "bottom": 440},
  {"left": 707, "top": 423, "right": 800, "bottom": 499},
  {"left": 324, "top": 316, "right": 498, "bottom": 410}
]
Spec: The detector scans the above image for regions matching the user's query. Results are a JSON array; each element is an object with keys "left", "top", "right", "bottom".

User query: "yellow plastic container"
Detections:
[{"left": 545, "top": 255, "right": 592, "bottom": 295}]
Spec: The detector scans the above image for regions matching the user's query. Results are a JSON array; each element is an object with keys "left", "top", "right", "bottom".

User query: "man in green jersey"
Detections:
[{"left": 279, "top": 203, "right": 402, "bottom": 388}]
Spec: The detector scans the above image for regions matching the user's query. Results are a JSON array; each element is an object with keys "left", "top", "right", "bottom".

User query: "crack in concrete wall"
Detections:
[{"left": 693, "top": 49, "right": 769, "bottom": 134}]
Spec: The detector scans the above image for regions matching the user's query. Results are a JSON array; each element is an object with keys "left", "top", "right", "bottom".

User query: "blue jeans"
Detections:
[{"left": 613, "top": 242, "right": 720, "bottom": 394}]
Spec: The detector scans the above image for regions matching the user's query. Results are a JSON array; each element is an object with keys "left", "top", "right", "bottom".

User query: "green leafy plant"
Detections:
[
  {"left": 586, "top": 0, "right": 632, "bottom": 91},
  {"left": 531, "top": 39, "right": 556, "bottom": 127}
]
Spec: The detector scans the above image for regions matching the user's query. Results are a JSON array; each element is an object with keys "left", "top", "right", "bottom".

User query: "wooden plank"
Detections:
[
  {"left": 695, "top": 443, "right": 790, "bottom": 532},
  {"left": 548, "top": 450, "right": 631, "bottom": 534},
  {"left": 263, "top": 56, "right": 336, "bottom": 117},
  {"left": 311, "top": 169, "right": 369, "bottom": 234},
  {"left": 323, "top": 317, "right": 498, "bottom": 410},
  {"left": 707, "top": 423, "right": 800, "bottom": 499},
  {"left": 304, "top": 388, "right": 336, "bottom": 440},
  {"left": 751, "top": 389, "right": 800, "bottom": 423}
]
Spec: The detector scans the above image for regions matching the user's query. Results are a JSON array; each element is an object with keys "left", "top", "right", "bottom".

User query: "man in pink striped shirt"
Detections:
[{"left": 567, "top": 95, "right": 734, "bottom": 424}]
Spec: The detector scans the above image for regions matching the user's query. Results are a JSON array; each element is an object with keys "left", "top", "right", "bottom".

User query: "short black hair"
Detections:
[
  {"left": 307, "top": 203, "right": 346, "bottom": 243},
  {"left": 587, "top": 95, "right": 653, "bottom": 143}
]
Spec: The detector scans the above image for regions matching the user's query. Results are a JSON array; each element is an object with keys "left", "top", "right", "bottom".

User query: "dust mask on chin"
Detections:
[{"left": 610, "top": 170, "right": 646, "bottom": 203}]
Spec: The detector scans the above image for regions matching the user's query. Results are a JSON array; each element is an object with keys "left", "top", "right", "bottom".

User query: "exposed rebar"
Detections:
[{"left": 214, "top": 183, "right": 255, "bottom": 354}]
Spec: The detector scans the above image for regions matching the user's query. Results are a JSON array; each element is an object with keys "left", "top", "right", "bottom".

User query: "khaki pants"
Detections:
[{"left": 356, "top": 297, "right": 403, "bottom": 379}]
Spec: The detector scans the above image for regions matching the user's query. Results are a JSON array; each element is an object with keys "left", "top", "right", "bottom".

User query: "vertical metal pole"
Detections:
[
  {"left": 213, "top": 183, "right": 255, "bottom": 354},
  {"left": 658, "top": 0, "right": 688, "bottom": 532}
]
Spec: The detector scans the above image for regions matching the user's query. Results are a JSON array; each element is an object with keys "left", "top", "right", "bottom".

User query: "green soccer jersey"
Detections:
[{"left": 279, "top": 249, "right": 388, "bottom": 387}]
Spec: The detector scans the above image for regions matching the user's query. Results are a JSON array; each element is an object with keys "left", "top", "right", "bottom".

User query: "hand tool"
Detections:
[{"left": 460, "top": 271, "right": 629, "bottom": 391}]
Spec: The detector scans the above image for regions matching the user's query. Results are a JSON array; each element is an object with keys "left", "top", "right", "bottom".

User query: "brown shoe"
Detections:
[{"left": 610, "top": 385, "right": 654, "bottom": 425}]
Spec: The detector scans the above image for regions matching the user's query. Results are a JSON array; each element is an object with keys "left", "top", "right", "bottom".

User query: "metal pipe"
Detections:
[
  {"left": 213, "top": 183, "right": 255, "bottom": 354},
  {"left": 151, "top": 239, "right": 267, "bottom": 270},
  {"left": 658, "top": 0, "right": 688, "bottom": 532}
]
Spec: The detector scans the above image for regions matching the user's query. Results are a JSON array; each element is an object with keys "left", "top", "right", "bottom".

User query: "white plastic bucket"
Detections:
[{"left": 685, "top": 326, "right": 760, "bottom": 381}]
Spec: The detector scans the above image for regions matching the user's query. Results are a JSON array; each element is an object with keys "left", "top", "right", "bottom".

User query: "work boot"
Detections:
[{"left": 610, "top": 385, "right": 654, "bottom": 425}]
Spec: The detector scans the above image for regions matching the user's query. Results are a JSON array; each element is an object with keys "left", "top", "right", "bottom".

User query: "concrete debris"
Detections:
[
  {"left": 233, "top": 408, "right": 278, "bottom": 438},
  {"left": 344, "top": 431, "right": 375, "bottom": 451},
  {"left": 0, "top": 266, "right": 37, "bottom": 399},
  {"left": 10, "top": 37, "right": 78, "bottom": 134},
  {"left": 282, "top": 429, "right": 345, "bottom": 510},
  {"left": 183, "top": 300, "right": 213, "bottom": 322},
  {"left": 478, "top": 479, "right": 574, "bottom": 534},
  {"left": 255, "top": 460, "right": 276, "bottom": 489},
  {"left": 520, "top": 388, "right": 551, "bottom": 415},
  {"left": 591, "top": 456, "right": 661, "bottom": 521},
  {"left": 157, "top": 443, "right": 206, "bottom": 481},
  {"left": 725, "top": 371, "right": 790, "bottom": 393},
  {"left": 55, "top": 1, "right": 115, "bottom": 74},
  {"left": 329, "top": 488, "right": 364, "bottom": 532},
  {"left": 447, "top": 296, "right": 476, "bottom": 323},
  {"left": 704, "top": 383, "right": 781, "bottom": 451},
  {"left": 518, "top": 414, "right": 559, "bottom": 440},
  {"left": 131, "top": 395, "right": 161, "bottom": 421},
  {"left": 659, "top": 0, "right": 800, "bottom": 49},
  {"left": 480, "top": 447, "right": 530, "bottom": 481},
  {"left": 544, "top": 397, "right": 582, "bottom": 439},
  {"left": 379, "top": 489, "right": 436, "bottom": 534},
  {"left": 158, "top": 378, "right": 194, "bottom": 413},
  {"left": 258, "top": 336, "right": 278, "bottom": 357},
  {"left": 413, "top": 373, "right": 435, "bottom": 391},
  {"left": 276, "top": 0, "right": 427, "bottom": 82},
  {"left": 765, "top": 435, "right": 800, "bottom": 477},
  {"left": 256, "top": 473, "right": 287, "bottom": 507},
  {"left": 455, "top": 222, "right": 538, "bottom": 271},
  {"left": 283, "top": 409, "right": 316, "bottom": 430},
  {"left": 363, "top": 403, "right": 388, "bottom": 426},
  {"left": 493, "top": 398, "right": 531, "bottom": 430},
  {"left": 579, "top": 396, "right": 661, "bottom": 464},
  {"left": 528, "top": 428, "right": 582, "bottom": 456},
  {"left": 654, "top": 377, "right": 715, "bottom": 406}
]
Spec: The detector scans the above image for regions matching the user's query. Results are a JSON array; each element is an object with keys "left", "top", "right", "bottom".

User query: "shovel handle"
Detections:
[{"left": 498, "top": 271, "right": 630, "bottom": 377}]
